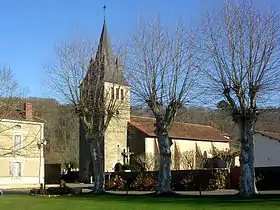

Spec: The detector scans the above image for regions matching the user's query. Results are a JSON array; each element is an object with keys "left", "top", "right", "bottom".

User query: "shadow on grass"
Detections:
[{"left": 70, "top": 191, "right": 280, "bottom": 206}]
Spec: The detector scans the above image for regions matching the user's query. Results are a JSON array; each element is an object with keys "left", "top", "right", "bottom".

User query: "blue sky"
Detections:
[{"left": 1, "top": 0, "right": 280, "bottom": 99}]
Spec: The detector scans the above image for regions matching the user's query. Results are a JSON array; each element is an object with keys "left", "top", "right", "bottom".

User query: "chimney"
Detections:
[{"left": 24, "top": 102, "right": 32, "bottom": 119}]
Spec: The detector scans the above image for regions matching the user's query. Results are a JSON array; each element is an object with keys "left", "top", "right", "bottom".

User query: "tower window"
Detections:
[
  {"left": 121, "top": 89, "right": 124, "bottom": 100},
  {"left": 116, "top": 88, "right": 119, "bottom": 100},
  {"left": 111, "top": 87, "right": 114, "bottom": 99}
]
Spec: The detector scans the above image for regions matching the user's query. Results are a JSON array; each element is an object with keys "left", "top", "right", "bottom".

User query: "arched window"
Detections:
[
  {"left": 116, "top": 88, "right": 119, "bottom": 99},
  {"left": 111, "top": 87, "right": 114, "bottom": 99},
  {"left": 14, "top": 125, "right": 21, "bottom": 129}
]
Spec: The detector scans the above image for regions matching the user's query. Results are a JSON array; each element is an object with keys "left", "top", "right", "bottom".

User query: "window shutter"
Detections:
[{"left": 18, "top": 163, "right": 22, "bottom": 177}]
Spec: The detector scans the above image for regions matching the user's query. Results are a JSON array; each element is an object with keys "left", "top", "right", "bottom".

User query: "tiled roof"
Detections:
[
  {"left": 129, "top": 116, "right": 231, "bottom": 142},
  {"left": 256, "top": 131, "right": 280, "bottom": 141},
  {"left": 0, "top": 107, "right": 44, "bottom": 123}
]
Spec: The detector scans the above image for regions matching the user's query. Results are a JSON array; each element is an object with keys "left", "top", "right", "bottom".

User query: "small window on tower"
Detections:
[
  {"left": 111, "top": 87, "right": 114, "bottom": 99},
  {"left": 121, "top": 89, "right": 124, "bottom": 100},
  {"left": 116, "top": 88, "right": 119, "bottom": 100}
]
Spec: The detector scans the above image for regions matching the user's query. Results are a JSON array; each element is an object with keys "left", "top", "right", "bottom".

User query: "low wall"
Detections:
[{"left": 230, "top": 166, "right": 280, "bottom": 190}]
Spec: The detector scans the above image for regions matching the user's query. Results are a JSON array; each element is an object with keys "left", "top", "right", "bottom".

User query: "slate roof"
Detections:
[
  {"left": 256, "top": 131, "right": 280, "bottom": 141},
  {"left": 129, "top": 116, "right": 232, "bottom": 142},
  {"left": 90, "top": 21, "right": 127, "bottom": 86}
]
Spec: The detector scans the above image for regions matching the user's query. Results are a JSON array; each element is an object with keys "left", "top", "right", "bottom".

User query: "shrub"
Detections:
[
  {"left": 105, "top": 175, "right": 126, "bottom": 191},
  {"left": 207, "top": 169, "right": 228, "bottom": 191},
  {"left": 180, "top": 174, "right": 195, "bottom": 190},
  {"left": 30, "top": 188, "right": 40, "bottom": 195},
  {"left": 132, "top": 173, "right": 157, "bottom": 190},
  {"left": 47, "top": 186, "right": 70, "bottom": 195}
]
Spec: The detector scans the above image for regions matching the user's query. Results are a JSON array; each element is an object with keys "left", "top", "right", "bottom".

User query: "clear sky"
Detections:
[{"left": 1, "top": 0, "right": 280, "bottom": 99}]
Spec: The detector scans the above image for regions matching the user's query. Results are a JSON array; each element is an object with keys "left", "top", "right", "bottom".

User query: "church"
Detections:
[{"left": 79, "top": 21, "right": 232, "bottom": 181}]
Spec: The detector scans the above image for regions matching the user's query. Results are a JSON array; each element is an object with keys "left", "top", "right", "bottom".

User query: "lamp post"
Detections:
[{"left": 37, "top": 139, "right": 47, "bottom": 185}]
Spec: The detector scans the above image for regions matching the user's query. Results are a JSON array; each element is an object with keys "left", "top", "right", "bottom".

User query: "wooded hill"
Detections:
[{"left": 13, "top": 98, "right": 280, "bottom": 166}]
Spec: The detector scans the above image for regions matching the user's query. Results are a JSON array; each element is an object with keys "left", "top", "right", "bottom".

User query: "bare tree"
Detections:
[
  {"left": 126, "top": 17, "right": 199, "bottom": 193},
  {"left": 134, "top": 153, "right": 159, "bottom": 171},
  {"left": 181, "top": 150, "right": 195, "bottom": 170},
  {"left": 195, "top": 143, "right": 207, "bottom": 169},
  {"left": 202, "top": 1, "right": 280, "bottom": 196},
  {"left": 0, "top": 66, "right": 23, "bottom": 119},
  {"left": 46, "top": 29, "right": 129, "bottom": 192}
]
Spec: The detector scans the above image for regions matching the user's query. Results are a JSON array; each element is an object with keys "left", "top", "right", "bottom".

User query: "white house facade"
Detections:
[{"left": 254, "top": 131, "right": 280, "bottom": 168}]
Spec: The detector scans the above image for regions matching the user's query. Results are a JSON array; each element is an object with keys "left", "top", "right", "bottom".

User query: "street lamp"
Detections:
[{"left": 37, "top": 139, "right": 47, "bottom": 185}]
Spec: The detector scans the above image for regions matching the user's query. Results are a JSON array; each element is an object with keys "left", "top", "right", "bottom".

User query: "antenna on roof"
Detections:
[{"left": 103, "top": 5, "right": 106, "bottom": 23}]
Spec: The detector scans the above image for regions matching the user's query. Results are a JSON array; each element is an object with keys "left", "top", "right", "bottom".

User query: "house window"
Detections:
[
  {"left": 13, "top": 135, "right": 22, "bottom": 150},
  {"left": 121, "top": 89, "right": 124, "bottom": 100},
  {"left": 111, "top": 87, "right": 114, "bottom": 99},
  {"left": 116, "top": 88, "right": 119, "bottom": 100},
  {"left": 10, "top": 162, "right": 22, "bottom": 178}
]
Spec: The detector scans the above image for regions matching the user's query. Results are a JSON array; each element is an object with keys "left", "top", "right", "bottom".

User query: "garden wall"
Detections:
[{"left": 230, "top": 166, "right": 280, "bottom": 190}]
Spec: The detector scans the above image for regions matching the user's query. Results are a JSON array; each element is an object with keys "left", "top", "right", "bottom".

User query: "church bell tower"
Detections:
[{"left": 79, "top": 18, "right": 130, "bottom": 177}]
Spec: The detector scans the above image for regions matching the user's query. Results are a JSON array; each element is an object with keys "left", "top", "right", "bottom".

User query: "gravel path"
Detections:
[{"left": 2, "top": 183, "right": 280, "bottom": 196}]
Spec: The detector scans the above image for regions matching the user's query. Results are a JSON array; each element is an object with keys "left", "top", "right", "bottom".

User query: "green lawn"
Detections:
[{"left": 1, "top": 194, "right": 280, "bottom": 210}]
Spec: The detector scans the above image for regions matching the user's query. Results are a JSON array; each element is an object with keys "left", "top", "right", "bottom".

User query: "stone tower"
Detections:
[{"left": 79, "top": 21, "right": 130, "bottom": 181}]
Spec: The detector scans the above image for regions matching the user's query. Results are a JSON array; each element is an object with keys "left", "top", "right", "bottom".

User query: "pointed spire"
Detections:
[
  {"left": 92, "top": 12, "right": 128, "bottom": 86},
  {"left": 103, "top": 5, "right": 106, "bottom": 24},
  {"left": 97, "top": 18, "right": 113, "bottom": 60}
]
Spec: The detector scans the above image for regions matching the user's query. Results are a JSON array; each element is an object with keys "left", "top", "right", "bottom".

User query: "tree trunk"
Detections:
[
  {"left": 79, "top": 118, "right": 91, "bottom": 183},
  {"left": 157, "top": 132, "right": 172, "bottom": 193},
  {"left": 80, "top": 158, "right": 91, "bottom": 183},
  {"left": 239, "top": 119, "right": 258, "bottom": 196},
  {"left": 89, "top": 138, "right": 105, "bottom": 193}
]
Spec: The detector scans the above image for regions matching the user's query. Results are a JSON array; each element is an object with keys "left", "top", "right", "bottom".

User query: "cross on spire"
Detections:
[{"left": 103, "top": 5, "right": 106, "bottom": 23}]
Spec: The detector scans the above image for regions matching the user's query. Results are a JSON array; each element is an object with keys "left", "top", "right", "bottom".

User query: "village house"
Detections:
[{"left": 0, "top": 103, "right": 45, "bottom": 189}]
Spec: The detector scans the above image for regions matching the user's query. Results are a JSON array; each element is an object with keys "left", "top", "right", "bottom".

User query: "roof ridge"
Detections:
[
  {"left": 130, "top": 115, "right": 154, "bottom": 120},
  {"left": 130, "top": 115, "right": 228, "bottom": 134},
  {"left": 131, "top": 115, "right": 214, "bottom": 127},
  {"left": 256, "top": 130, "right": 280, "bottom": 135}
]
